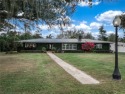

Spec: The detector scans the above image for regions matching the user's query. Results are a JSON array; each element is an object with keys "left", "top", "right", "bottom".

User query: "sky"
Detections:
[
  {"left": 38, "top": 0, "right": 125, "bottom": 38},
  {"left": 68, "top": 0, "right": 125, "bottom": 38},
  {"left": 9, "top": 0, "right": 125, "bottom": 38}
]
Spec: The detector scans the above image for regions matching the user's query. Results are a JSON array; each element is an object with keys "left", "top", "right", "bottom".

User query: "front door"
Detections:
[{"left": 47, "top": 44, "right": 53, "bottom": 51}]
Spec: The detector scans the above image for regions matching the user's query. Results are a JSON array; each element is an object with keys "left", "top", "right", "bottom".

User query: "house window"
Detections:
[
  {"left": 62, "top": 44, "right": 77, "bottom": 50},
  {"left": 25, "top": 43, "right": 36, "bottom": 48},
  {"left": 96, "top": 44, "right": 102, "bottom": 49}
]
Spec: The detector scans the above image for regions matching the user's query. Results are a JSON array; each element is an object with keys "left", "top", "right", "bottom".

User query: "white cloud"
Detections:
[
  {"left": 106, "top": 30, "right": 124, "bottom": 38},
  {"left": 78, "top": 2, "right": 88, "bottom": 7},
  {"left": 34, "top": 19, "right": 111, "bottom": 38},
  {"left": 93, "top": 1, "right": 100, "bottom": 5},
  {"left": 91, "top": 31, "right": 99, "bottom": 39},
  {"left": 95, "top": 10, "right": 123, "bottom": 23},
  {"left": 42, "top": 30, "right": 59, "bottom": 38},
  {"left": 17, "top": 12, "right": 24, "bottom": 16},
  {"left": 90, "top": 22, "right": 102, "bottom": 29},
  {"left": 107, "top": 31, "right": 114, "bottom": 35},
  {"left": 78, "top": 1, "right": 101, "bottom": 7},
  {"left": 38, "top": 25, "right": 49, "bottom": 30},
  {"left": 37, "top": 20, "right": 92, "bottom": 38},
  {"left": 75, "top": 22, "right": 91, "bottom": 32},
  {"left": 81, "top": 20, "right": 87, "bottom": 24}
]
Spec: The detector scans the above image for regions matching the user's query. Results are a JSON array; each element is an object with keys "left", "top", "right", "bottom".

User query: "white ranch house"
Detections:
[{"left": 110, "top": 42, "right": 125, "bottom": 53}]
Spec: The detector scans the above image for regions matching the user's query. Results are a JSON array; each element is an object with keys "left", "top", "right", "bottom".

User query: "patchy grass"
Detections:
[
  {"left": 56, "top": 53, "right": 125, "bottom": 94},
  {"left": 0, "top": 53, "right": 125, "bottom": 94},
  {"left": 0, "top": 53, "right": 78, "bottom": 94}
]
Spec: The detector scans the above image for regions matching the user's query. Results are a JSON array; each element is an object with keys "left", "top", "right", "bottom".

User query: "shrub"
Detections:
[
  {"left": 82, "top": 42, "right": 95, "bottom": 52},
  {"left": 57, "top": 48, "right": 61, "bottom": 53},
  {"left": 42, "top": 47, "right": 46, "bottom": 53},
  {"left": 52, "top": 47, "right": 56, "bottom": 53}
]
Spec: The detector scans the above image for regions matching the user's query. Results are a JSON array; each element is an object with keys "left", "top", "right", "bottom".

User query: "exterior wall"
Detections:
[
  {"left": 94, "top": 43, "right": 110, "bottom": 52},
  {"left": 22, "top": 43, "right": 62, "bottom": 52},
  {"left": 36, "top": 43, "right": 47, "bottom": 50},
  {"left": 104, "top": 43, "right": 110, "bottom": 50},
  {"left": 100, "top": 43, "right": 110, "bottom": 50},
  {"left": 21, "top": 42, "right": 110, "bottom": 53},
  {"left": 62, "top": 43, "right": 77, "bottom": 50},
  {"left": 110, "top": 43, "right": 125, "bottom": 53},
  {"left": 61, "top": 43, "right": 110, "bottom": 53},
  {"left": 53, "top": 43, "right": 62, "bottom": 52},
  {"left": 77, "top": 43, "right": 82, "bottom": 50},
  {"left": 36, "top": 43, "right": 62, "bottom": 51},
  {"left": 78, "top": 43, "right": 110, "bottom": 50},
  {"left": 23, "top": 43, "right": 36, "bottom": 50}
]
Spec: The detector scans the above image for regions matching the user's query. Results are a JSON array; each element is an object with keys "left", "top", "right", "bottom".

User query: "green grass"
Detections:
[
  {"left": 56, "top": 53, "right": 125, "bottom": 94},
  {"left": 0, "top": 53, "right": 125, "bottom": 94},
  {"left": 0, "top": 53, "right": 79, "bottom": 94}
]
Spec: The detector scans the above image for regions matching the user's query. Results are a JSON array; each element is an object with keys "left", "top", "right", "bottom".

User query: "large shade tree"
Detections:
[
  {"left": 2, "top": 0, "right": 124, "bottom": 31},
  {"left": 0, "top": 0, "right": 125, "bottom": 30},
  {"left": 0, "top": 0, "right": 94, "bottom": 28},
  {"left": 119, "top": 13, "right": 125, "bottom": 30}
]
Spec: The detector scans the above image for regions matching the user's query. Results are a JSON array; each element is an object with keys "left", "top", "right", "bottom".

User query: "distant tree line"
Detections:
[
  {"left": 0, "top": 31, "right": 42, "bottom": 52},
  {"left": 98, "top": 25, "right": 125, "bottom": 42},
  {"left": 56, "top": 25, "right": 125, "bottom": 42},
  {"left": 56, "top": 29, "right": 94, "bottom": 39},
  {"left": 0, "top": 26, "right": 125, "bottom": 52}
]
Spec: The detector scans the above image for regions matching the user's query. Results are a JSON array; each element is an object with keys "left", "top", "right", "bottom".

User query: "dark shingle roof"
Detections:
[{"left": 18, "top": 38, "right": 112, "bottom": 43}]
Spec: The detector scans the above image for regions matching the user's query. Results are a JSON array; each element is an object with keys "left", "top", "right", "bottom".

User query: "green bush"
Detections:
[
  {"left": 42, "top": 47, "right": 46, "bottom": 53},
  {"left": 52, "top": 47, "right": 56, "bottom": 53}
]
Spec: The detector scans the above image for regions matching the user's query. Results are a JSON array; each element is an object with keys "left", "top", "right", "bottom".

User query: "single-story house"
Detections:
[
  {"left": 110, "top": 42, "right": 125, "bottom": 53},
  {"left": 17, "top": 38, "right": 112, "bottom": 53}
]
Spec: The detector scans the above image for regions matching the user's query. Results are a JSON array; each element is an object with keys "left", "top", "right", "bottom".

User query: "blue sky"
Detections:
[
  {"left": 65, "top": 0, "right": 125, "bottom": 38},
  {"left": 10, "top": 0, "right": 125, "bottom": 38}
]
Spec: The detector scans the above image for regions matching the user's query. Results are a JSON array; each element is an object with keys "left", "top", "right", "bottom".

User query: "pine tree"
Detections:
[{"left": 98, "top": 26, "right": 107, "bottom": 41}]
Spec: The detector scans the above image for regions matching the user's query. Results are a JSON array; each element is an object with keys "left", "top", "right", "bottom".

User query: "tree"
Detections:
[
  {"left": 108, "top": 33, "right": 115, "bottom": 42},
  {"left": 0, "top": 0, "right": 93, "bottom": 26},
  {"left": 33, "top": 30, "right": 42, "bottom": 39},
  {"left": 119, "top": 13, "right": 125, "bottom": 30},
  {"left": 98, "top": 26, "right": 107, "bottom": 41},
  {"left": 0, "top": 20, "right": 14, "bottom": 32},
  {"left": 20, "top": 32, "right": 33, "bottom": 40},
  {"left": 0, "top": 30, "right": 41, "bottom": 52},
  {"left": 84, "top": 32, "right": 95, "bottom": 39},
  {"left": 0, "top": 30, "right": 20, "bottom": 52},
  {"left": 46, "top": 34, "right": 53, "bottom": 39},
  {"left": 1, "top": 0, "right": 110, "bottom": 32},
  {"left": 0, "top": 34, "right": 7, "bottom": 51},
  {"left": 56, "top": 29, "right": 84, "bottom": 39}
]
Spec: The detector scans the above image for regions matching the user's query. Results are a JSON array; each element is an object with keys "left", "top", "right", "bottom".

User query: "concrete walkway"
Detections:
[{"left": 47, "top": 52, "right": 100, "bottom": 84}]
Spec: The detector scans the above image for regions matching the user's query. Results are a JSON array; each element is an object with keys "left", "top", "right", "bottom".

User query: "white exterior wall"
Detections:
[{"left": 110, "top": 42, "right": 125, "bottom": 53}]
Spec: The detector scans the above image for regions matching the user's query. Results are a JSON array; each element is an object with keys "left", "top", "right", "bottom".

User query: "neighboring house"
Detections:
[
  {"left": 110, "top": 42, "right": 125, "bottom": 53},
  {"left": 18, "top": 38, "right": 112, "bottom": 53}
]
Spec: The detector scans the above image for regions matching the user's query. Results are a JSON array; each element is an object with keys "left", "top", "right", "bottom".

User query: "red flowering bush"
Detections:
[{"left": 82, "top": 42, "right": 95, "bottom": 52}]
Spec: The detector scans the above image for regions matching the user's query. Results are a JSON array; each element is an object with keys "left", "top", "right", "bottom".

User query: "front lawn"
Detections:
[
  {"left": 0, "top": 53, "right": 79, "bottom": 94},
  {"left": 56, "top": 53, "right": 125, "bottom": 94},
  {"left": 0, "top": 53, "right": 125, "bottom": 94}
]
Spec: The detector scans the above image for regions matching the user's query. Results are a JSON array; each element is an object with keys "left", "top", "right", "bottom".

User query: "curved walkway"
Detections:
[{"left": 47, "top": 52, "right": 100, "bottom": 84}]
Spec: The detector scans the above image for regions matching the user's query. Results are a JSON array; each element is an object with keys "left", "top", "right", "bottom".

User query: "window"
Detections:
[
  {"left": 96, "top": 44, "right": 102, "bottom": 49},
  {"left": 62, "top": 44, "right": 77, "bottom": 50},
  {"left": 25, "top": 43, "right": 36, "bottom": 48}
]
